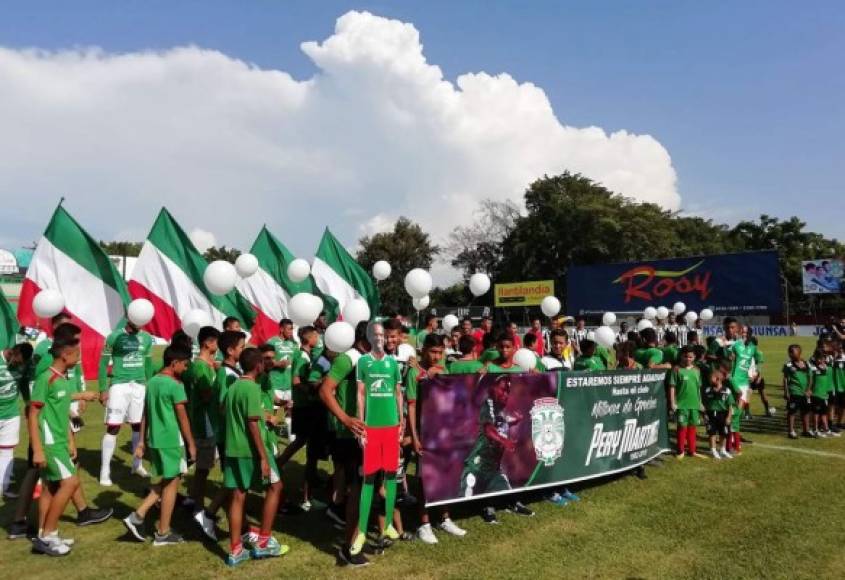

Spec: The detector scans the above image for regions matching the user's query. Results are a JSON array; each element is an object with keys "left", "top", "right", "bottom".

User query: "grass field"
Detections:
[{"left": 2, "top": 336, "right": 845, "bottom": 579}]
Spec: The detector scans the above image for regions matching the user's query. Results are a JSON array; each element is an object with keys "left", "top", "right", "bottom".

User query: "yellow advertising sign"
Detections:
[{"left": 494, "top": 280, "right": 555, "bottom": 307}]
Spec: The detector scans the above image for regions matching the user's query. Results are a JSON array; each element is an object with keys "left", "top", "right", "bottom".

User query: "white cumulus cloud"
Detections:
[
  {"left": 0, "top": 10, "right": 679, "bottom": 285},
  {"left": 188, "top": 228, "right": 217, "bottom": 253}
]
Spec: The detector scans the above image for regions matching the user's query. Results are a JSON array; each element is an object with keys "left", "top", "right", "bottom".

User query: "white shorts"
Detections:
[
  {"left": 274, "top": 389, "right": 292, "bottom": 402},
  {"left": 0, "top": 416, "right": 20, "bottom": 447},
  {"left": 105, "top": 382, "right": 146, "bottom": 425}
]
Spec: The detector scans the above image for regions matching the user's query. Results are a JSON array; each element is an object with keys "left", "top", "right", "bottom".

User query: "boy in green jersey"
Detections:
[
  {"left": 98, "top": 320, "right": 155, "bottom": 485},
  {"left": 29, "top": 338, "right": 97, "bottom": 556},
  {"left": 184, "top": 326, "right": 221, "bottom": 539},
  {"left": 0, "top": 343, "right": 33, "bottom": 497},
  {"left": 635, "top": 328, "right": 672, "bottom": 369},
  {"left": 319, "top": 322, "right": 369, "bottom": 567},
  {"left": 783, "top": 344, "right": 812, "bottom": 438},
  {"left": 266, "top": 319, "right": 297, "bottom": 437},
  {"left": 668, "top": 347, "right": 703, "bottom": 458},
  {"left": 123, "top": 346, "right": 196, "bottom": 545},
  {"left": 485, "top": 332, "right": 522, "bottom": 374},
  {"left": 448, "top": 334, "right": 485, "bottom": 374},
  {"left": 809, "top": 346, "right": 836, "bottom": 437},
  {"left": 222, "top": 348, "right": 288, "bottom": 566},
  {"left": 574, "top": 340, "right": 607, "bottom": 371},
  {"left": 350, "top": 322, "right": 404, "bottom": 557},
  {"left": 833, "top": 340, "right": 845, "bottom": 430},
  {"left": 661, "top": 331, "right": 680, "bottom": 366},
  {"left": 702, "top": 369, "right": 734, "bottom": 459}
]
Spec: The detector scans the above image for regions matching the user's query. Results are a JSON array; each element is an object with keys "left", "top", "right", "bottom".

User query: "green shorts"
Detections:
[
  {"left": 676, "top": 409, "right": 700, "bottom": 427},
  {"left": 223, "top": 455, "right": 280, "bottom": 490},
  {"left": 43, "top": 444, "right": 76, "bottom": 482},
  {"left": 150, "top": 446, "right": 187, "bottom": 480}
]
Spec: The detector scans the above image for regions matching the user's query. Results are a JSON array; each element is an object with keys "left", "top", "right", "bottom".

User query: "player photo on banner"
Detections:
[
  {"left": 419, "top": 370, "right": 670, "bottom": 507},
  {"left": 801, "top": 259, "right": 843, "bottom": 294}
]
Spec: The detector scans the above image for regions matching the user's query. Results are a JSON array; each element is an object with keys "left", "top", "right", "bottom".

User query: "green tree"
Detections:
[
  {"left": 447, "top": 200, "right": 520, "bottom": 279},
  {"left": 203, "top": 245, "right": 241, "bottom": 263},
  {"left": 430, "top": 282, "right": 469, "bottom": 307},
  {"left": 357, "top": 217, "right": 440, "bottom": 314},
  {"left": 99, "top": 241, "right": 143, "bottom": 257}
]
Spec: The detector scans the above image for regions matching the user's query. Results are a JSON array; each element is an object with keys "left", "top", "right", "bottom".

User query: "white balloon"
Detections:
[
  {"left": 513, "top": 348, "right": 537, "bottom": 372},
  {"left": 636, "top": 319, "right": 654, "bottom": 332},
  {"left": 235, "top": 253, "right": 259, "bottom": 278},
  {"left": 342, "top": 298, "right": 371, "bottom": 326},
  {"left": 127, "top": 299, "right": 154, "bottom": 327},
  {"left": 404, "top": 268, "right": 432, "bottom": 299},
  {"left": 33, "top": 289, "right": 65, "bottom": 318},
  {"left": 643, "top": 306, "right": 657, "bottom": 320},
  {"left": 586, "top": 330, "right": 596, "bottom": 342},
  {"left": 540, "top": 296, "right": 561, "bottom": 317},
  {"left": 287, "top": 258, "right": 311, "bottom": 283},
  {"left": 700, "top": 308, "right": 714, "bottom": 321},
  {"left": 673, "top": 301, "right": 686, "bottom": 316},
  {"left": 309, "top": 294, "right": 324, "bottom": 318},
  {"left": 468, "top": 273, "right": 491, "bottom": 297},
  {"left": 412, "top": 295, "right": 430, "bottom": 311},
  {"left": 442, "top": 314, "right": 459, "bottom": 332},
  {"left": 324, "top": 321, "right": 355, "bottom": 353},
  {"left": 595, "top": 326, "right": 616, "bottom": 348},
  {"left": 372, "top": 260, "right": 392, "bottom": 281},
  {"left": 602, "top": 312, "right": 617, "bottom": 326},
  {"left": 289, "top": 293, "right": 319, "bottom": 327},
  {"left": 204, "top": 260, "right": 238, "bottom": 296},
  {"left": 182, "top": 308, "right": 212, "bottom": 339},
  {"left": 656, "top": 306, "right": 670, "bottom": 320},
  {"left": 685, "top": 311, "right": 699, "bottom": 324}
]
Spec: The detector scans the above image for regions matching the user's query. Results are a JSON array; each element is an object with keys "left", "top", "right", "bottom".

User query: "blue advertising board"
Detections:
[{"left": 566, "top": 251, "right": 781, "bottom": 315}]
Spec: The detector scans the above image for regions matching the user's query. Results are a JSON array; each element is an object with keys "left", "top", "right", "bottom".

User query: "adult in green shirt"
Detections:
[
  {"left": 123, "top": 345, "right": 196, "bottom": 546},
  {"left": 98, "top": 320, "right": 154, "bottom": 485},
  {"left": 266, "top": 319, "right": 298, "bottom": 404}
]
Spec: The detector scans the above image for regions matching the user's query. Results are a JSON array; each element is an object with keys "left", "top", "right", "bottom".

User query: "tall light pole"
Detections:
[{"left": 780, "top": 274, "right": 790, "bottom": 327}]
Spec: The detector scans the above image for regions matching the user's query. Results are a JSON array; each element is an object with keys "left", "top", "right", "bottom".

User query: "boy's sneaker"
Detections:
[
  {"left": 481, "top": 507, "right": 499, "bottom": 524},
  {"left": 383, "top": 524, "right": 400, "bottom": 541},
  {"left": 33, "top": 534, "right": 71, "bottom": 556},
  {"left": 439, "top": 518, "right": 467, "bottom": 537},
  {"left": 721, "top": 450, "right": 734, "bottom": 459},
  {"left": 193, "top": 509, "right": 217, "bottom": 541},
  {"left": 788, "top": 431, "right": 798, "bottom": 439},
  {"left": 827, "top": 429, "right": 841, "bottom": 437},
  {"left": 508, "top": 501, "right": 535, "bottom": 516},
  {"left": 153, "top": 530, "right": 184, "bottom": 546},
  {"left": 8, "top": 520, "right": 34, "bottom": 540},
  {"left": 98, "top": 476, "right": 113, "bottom": 487},
  {"left": 711, "top": 449, "right": 721, "bottom": 460},
  {"left": 122, "top": 513, "right": 146, "bottom": 542},
  {"left": 416, "top": 523, "right": 438, "bottom": 544},
  {"left": 226, "top": 548, "right": 251, "bottom": 567},
  {"left": 547, "top": 492, "right": 569, "bottom": 506},
  {"left": 77, "top": 506, "right": 113, "bottom": 526},
  {"left": 349, "top": 531, "right": 367, "bottom": 556},
  {"left": 299, "top": 500, "right": 312, "bottom": 512},
  {"left": 132, "top": 465, "right": 150, "bottom": 478},
  {"left": 325, "top": 503, "right": 346, "bottom": 526},
  {"left": 252, "top": 536, "right": 289, "bottom": 559},
  {"left": 339, "top": 545, "right": 370, "bottom": 567},
  {"left": 561, "top": 489, "right": 580, "bottom": 502},
  {"left": 241, "top": 526, "right": 260, "bottom": 547}
]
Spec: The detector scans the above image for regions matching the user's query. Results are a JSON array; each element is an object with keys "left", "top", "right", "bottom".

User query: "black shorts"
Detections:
[
  {"left": 786, "top": 395, "right": 810, "bottom": 415},
  {"left": 705, "top": 411, "right": 729, "bottom": 436},
  {"left": 292, "top": 405, "right": 329, "bottom": 458},
  {"left": 836, "top": 392, "right": 845, "bottom": 408},
  {"left": 330, "top": 437, "right": 362, "bottom": 484},
  {"left": 811, "top": 396, "right": 829, "bottom": 415}
]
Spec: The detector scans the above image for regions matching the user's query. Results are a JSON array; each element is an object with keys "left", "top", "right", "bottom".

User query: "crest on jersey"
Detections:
[{"left": 530, "top": 397, "right": 565, "bottom": 466}]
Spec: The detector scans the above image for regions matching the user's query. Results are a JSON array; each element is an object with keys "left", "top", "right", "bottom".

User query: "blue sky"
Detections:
[{"left": 1, "top": 0, "right": 843, "bottom": 250}]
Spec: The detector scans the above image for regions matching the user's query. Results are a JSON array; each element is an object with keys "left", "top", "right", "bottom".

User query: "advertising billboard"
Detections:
[
  {"left": 801, "top": 259, "right": 843, "bottom": 294},
  {"left": 494, "top": 280, "right": 555, "bottom": 307},
  {"left": 567, "top": 251, "right": 781, "bottom": 314}
]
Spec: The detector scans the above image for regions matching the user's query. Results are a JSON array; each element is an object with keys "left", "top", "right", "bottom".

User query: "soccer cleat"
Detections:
[
  {"left": 153, "top": 531, "right": 185, "bottom": 546},
  {"left": 226, "top": 548, "right": 251, "bottom": 567},
  {"left": 383, "top": 524, "right": 400, "bottom": 541},
  {"left": 339, "top": 545, "right": 370, "bottom": 567},
  {"left": 122, "top": 513, "right": 146, "bottom": 542},
  {"left": 481, "top": 507, "right": 499, "bottom": 524},
  {"left": 561, "top": 489, "right": 580, "bottom": 502},
  {"left": 33, "top": 534, "right": 71, "bottom": 556},
  {"left": 193, "top": 510, "right": 217, "bottom": 541},
  {"left": 325, "top": 503, "right": 346, "bottom": 526},
  {"left": 547, "top": 492, "right": 569, "bottom": 506},
  {"left": 788, "top": 431, "right": 798, "bottom": 439},
  {"left": 77, "top": 507, "right": 113, "bottom": 526},
  {"left": 721, "top": 450, "right": 734, "bottom": 459},
  {"left": 349, "top": 532, "right": 367, "bottom": 556},
  {"left": 711, "top": 449, "right": 721, "bottom": 460},
  {"left": 132, "top": 464, "right": 150, "bottom": 478},
  {"left": 416, "top": 523, "right": 438, "bottom": 544},
  {"left": 509, "top": 501, "right": 535, "bottom": 516},
  {"left": 439, "top": 518, "right": 467, "bottom": 537},
  {"left": 8, "top": 520, "right": 33, "bottom": 540},
  {"left": 251, "top": 536, "right": 289, "bottom": 559}
]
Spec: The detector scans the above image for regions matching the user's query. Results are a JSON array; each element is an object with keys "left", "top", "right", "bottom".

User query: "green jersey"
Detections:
[
  {"left": 634, "top": 347, "right": 663, "bottom": 368},
  {"left": 703, "top": 385, "right": 733, "bottom": 412},
  {"left": 266, "top": 336, "right": 298, "bottom": 392},
  {"left": 0, "top": 352, "right": 24, "bottom": 420},
  {"left": 405, "top": 365, "right": 447, "bottom": 402},
  {"left": 574, "top": 355, "right": 606, "bottom": 371},
  {"left": 783, "top": 360, "right": 812, "bottom": 397},
  {"left": 356, "top": 353, "right": 402, "bottom": 427},
  {"left": 448, "top": 359, "right": 484, "bottom": 374},
  {"left": 486, "top": 362, "right": 521, "bottom": 374},
  {"left": 661, "top": 346, "right": 679, "bottom": 366},
  {"left": 31, "top": 369, "right": 73, "bottom": 446},
  {"left": 33, "top": 339, "right": 83, "bottom": 395},
  {"left": 464, "top": 397, "right": 509, "bottom": 472},
  {"left": 479, "top": 348, "right": 499, "bottom": 364},
  {"left": 730, "top": 341, "right": 758, "bottom": 387},
  {"left": 216, "top": 364, "right": 241, "bottom": 408},
  {"left": 833, "top": 356, "right": 845, "bottom": 394},
  {"left": 145, "top": 374, "right": 188, "bottom": 448},
  {"left": 810, "top": 357, "right": 834, "bottom": 398},
  {"left": 291, "top": 349, "right": 317, "bottom": 407},
  {"left": 98, "top": 328, "right": 154, "bottom": 391},
  {"left": 224, "top": 378, "right": 264, "bottom": 458},
  {"left": 668, "top": 366, "right": 702, "bottom": 410},
  {"left": 184, "top": 359, "right": 219, "bottom": 439},
  {"left": 327, "top": 350, "right": 362, "bottom": 438}
]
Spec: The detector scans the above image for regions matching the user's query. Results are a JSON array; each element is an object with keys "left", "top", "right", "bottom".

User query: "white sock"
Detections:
[
  {"left": 0, "top": 448, "right": 13, "bottom": 492},
  {"left": 131, "top": 431, "right": 141, "bottom": 470},
  {"left": 101, "top": 433, "right": 117, "bottom": 480}
]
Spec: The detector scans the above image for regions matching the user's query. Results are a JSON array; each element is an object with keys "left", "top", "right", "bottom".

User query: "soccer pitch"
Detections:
[{"left": 2, "top": 336, "right": 844, "bottom": 579}]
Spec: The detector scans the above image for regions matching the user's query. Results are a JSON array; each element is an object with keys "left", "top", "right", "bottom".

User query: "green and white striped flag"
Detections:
[
  {"left": 0, "top": 286, "right": 18, "bottom": 349},
  {"left": 311, "top": 228, "right": 380, "bottom": 321}
]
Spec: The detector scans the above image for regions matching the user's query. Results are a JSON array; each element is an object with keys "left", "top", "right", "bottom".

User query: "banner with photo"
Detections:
[
  {"left": 801, "top": 259, "right": 843, "bottom": 294},
  {"left": 419, "top": 370, "right": 670, "bottom": 507}
]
